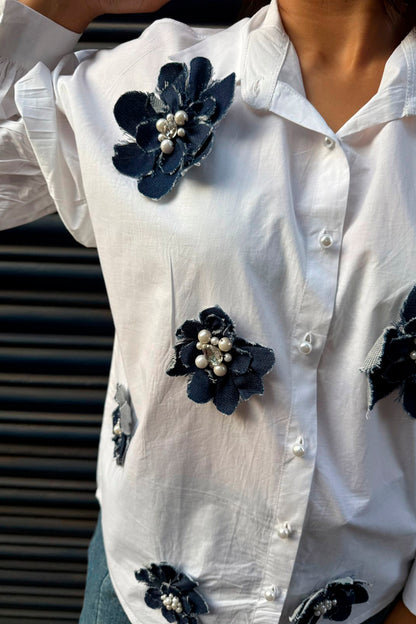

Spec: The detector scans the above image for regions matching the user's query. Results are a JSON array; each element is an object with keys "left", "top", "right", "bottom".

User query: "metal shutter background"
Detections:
[{"left": 0, "top": 2, "right": 239, "bottom": 622}]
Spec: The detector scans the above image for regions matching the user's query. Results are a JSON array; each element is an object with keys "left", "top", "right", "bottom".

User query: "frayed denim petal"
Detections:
[
  {"left": 180, "top": 341, "right": 199, "bottom": 368},
  {"left": 402, "top": 378, "right": 416, "bottom": 418},
  {"left": 382, "top": 357, "right": 414, "bottom": 383},
  {"left": 136, "top": 119, "right": 162, "bottom": 152},
  {"left": 112, "top": 142, "right": 155, "bottom": 179},
  {"left": 177, "top": 319, "right": 203, "bottom": 340},
  {"left": 158, "top": 62, "right": 188, "bottom": 94},
  {"left": 144, "top": 588, "right": 163, "bottom": 609},
  {"left": 189, "top": 96, "right": 216, "bottom": 119},
  {"left": 213, "top": 374, "right": 240, "bottom": 415},
  {"left": 186, "top": 121, "right": 212, "bottom": 156},
  {"left": 199, "top": 306, "right": 235, "bottom": 335},
  {"left": 244, "top": 343, "right": 276, "bottom": 376},
  {"left": 114, "top": 91, "right": 154, "bottom": 135},
  {"left": 362, "top": 283, "right": 416, "bottom": 416},
  {"left": 229, "top": 350, "right": 251, "bottom": 375},
  {"left": 160, "top": 141, "right": 186, "bottom": 174},
  {"left": 166, "top": 344, "right": 189, "bottom": 377},
  {"left": 233, "top": 371, "right": 264, "bottom": 401},
  {"left": 187, "top": 590, "right": 209, "bottom": 614},
  {"left": 187, "top": 370, "right": 214, "bottom": 404},
  {"left": 401, "top": 284, "right": 416, "bottom": 322},
  {"left": 161, "top": 606, "right": 177, "bottom": 622},
  {"left": 160, "top": 83, "right": 183, "bottom": 111},
  {"left": 188, "top": 57, "right": 213, "bottom": 101},
  {"left": 202, "top": 73, "right": 236, "bottom": 123},
  {"left": 138, "top": 166, "right": 182, "bottom": 200},
  {"left": 190, "top": 135, "right": 214, "bottom": 168}
]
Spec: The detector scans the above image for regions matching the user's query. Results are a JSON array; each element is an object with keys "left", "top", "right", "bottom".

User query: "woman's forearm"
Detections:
[
  {"left": 385, "top": 599, "right": 416, "bottom": 624},
  {"left": 16, "top": 0, "right": 171, "bottom": 32}
]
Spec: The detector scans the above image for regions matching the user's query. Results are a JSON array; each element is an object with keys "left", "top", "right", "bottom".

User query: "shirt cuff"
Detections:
[
  {"left": 0, "top": 0, "right": 81, "bottom": 70},
  {"left": 402, "top": 559, "right": 416, "bottom": 616}
]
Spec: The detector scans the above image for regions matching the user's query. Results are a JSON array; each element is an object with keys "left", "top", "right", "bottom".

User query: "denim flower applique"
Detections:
[
  {"left": 112, "top": 57, "right": 235, "bottom": 200},
  {"left": 135, "top": 562, "right": 209, "bottom": 624},
  {"left": 166, "top": 306, "right": 275, "bottom": 415},
  {"left": 289, "top": 577, "right": 369, "bottom": 624},
  {"left": 112, "top": 384, "right": 134, "bottom": 465},
  {"left": 361, "top": 284, "right": 416, "bottom": 418}
]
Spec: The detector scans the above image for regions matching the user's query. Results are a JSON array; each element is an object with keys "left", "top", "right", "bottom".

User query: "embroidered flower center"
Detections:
[
  {"left": 161, "top": 593, "right": 183, "bottom": 614},
  {"left": 314, "top": 598, "right": 337, "bottom": 617},
  {"left": 195, "top": 329, "right": 233, "bottom": 377},
  {"left": 156, "top": 111, "right": 188, "bottom": 155}
]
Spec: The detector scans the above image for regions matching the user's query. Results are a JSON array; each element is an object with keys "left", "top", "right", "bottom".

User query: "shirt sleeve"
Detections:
[
  {"left": 0, "top": 0, "right": 95, "bottom": 245},
  {"left": 402, "top": 561, "right": 416, "bottom": 616}
]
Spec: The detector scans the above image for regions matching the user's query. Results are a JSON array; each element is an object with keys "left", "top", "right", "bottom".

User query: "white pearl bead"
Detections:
[
  {"left": 213, "top": 364, "right": 228, "bottom": 377},
  {"left": 277, "top": 524, "right": 291, "bottom": 539},
  {"left": 176, "top": 606, "right": 183, "bottom": 613},
  {"left": 198, "top": 329, "right": 212, "bottom": 344},
  {"left": 175, "top": 110, "right": 188, "bottom": 126},
  {"left": 196, "top": 342, "right": 203, "bottom": 350},
  {"left": 166, "top": 113, "right": 175, "bottom": 123},
  {"left": 210, "top": 336, "right": 219, "bottom": 345},
  {"left": 332, "top": 599, "right": 337, "bottom": 607},
  {"left": 264, "top": 589, "right": 276, "bottom": 601},
  {"left": 172, "top": 597, "right": 179, "bottom": 606},
  {"left": 218, "top": 337, "right": 233, "bottom": 352},
  {"left": 224, "top": 353, "right": 233, "bottom": 363},
  {"left": 161, "top": 595, "right": 167, "bottom": 600},
  {"left": 156, "top": 118, "right": 167, "bottom": 132},
  {"left": 320, "top": 234, "right": 333, "bottom": 249},
  {"left": 325, "top": 600, "right": 333, "bottom": 610},
  {"left": 299, "top": 341, "right": 312, "bottom": 355},
  {"left": 113, "top": 422, "right": 122, "bottom": 436},
  {"left": 195, "top": 355, "right": 208, "bottom": 369},
  {"left": 158, "top": 133, "right": 166, "bottom": 142},
  {"left": 177, "top": 127, "right": 186, "bottom": 138},
  {"left": 161, "top": 139, "right": 174, "bottom": 155},
  {"left": 410, "top": 351, "right": 416, "bottom": 360},
  {"left": 292, "top": 443, "right": 305, "bottom": 458}
]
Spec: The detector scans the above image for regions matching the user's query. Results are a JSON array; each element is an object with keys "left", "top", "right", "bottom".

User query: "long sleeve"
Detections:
[{"left": 0, "top": 0, "right": 95, "bottom": 245}]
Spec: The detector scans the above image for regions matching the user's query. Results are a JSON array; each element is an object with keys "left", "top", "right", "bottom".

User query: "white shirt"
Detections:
[{"left": 1, "top": 1, "right": 416, "bottom": 622}]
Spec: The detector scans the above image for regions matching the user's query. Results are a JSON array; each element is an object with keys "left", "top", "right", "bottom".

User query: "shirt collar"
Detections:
[{"left": 170, "top": 1, "right": 416, "bottom": 137}]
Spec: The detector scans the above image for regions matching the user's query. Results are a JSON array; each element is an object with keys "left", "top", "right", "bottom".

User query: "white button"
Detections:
[
  {"left": 323, "top": 136, "right": 335, "bottom": 149},
  {"left": 263, "top": 586, "right": 279, "bottom": 601},
  {"left": 299, "top": 341, "right": 312, "bottom": 355},
  {"left": 319, "top": 233, "right": 334, "bottom": 249},
  {"left": 292, "top": 439, "right": 305, "bottom": 458},
  {"left": 277, "top": 522, "right": 292, "bottom": 539}
]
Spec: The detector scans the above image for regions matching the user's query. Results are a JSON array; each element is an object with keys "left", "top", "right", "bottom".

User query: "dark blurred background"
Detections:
[{"left": 0, "top": 2, "right": 243, "bottom": 623}]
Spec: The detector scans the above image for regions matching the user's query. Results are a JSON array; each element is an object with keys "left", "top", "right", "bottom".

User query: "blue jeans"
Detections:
[{"left": 79, "top": 516, "right": 396, "bottom": 624}]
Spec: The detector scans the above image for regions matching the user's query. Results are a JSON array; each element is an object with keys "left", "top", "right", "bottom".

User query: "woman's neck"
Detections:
[{"left": 277, "top": 0, "right": 410, "bottom": 72}]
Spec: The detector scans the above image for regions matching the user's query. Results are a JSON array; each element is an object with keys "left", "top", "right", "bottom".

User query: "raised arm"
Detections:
[{"left": 16, "top": 0, "right": 171, "bottom": 32}]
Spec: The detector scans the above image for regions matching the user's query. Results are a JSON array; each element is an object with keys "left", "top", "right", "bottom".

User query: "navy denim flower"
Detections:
[
  {"left": 112, "top": 384, "right": 133, "bottom": 465},
  {"left": 362, "top": 284, "right": 416, "bottom": 417},
  {"left": 166, "top": 306, "right": 275, "bottom": 415},
  {"left": 135, "top": 562, "right": 209, "bottom": 624},
  {"left": 113, "top": 57, "right": 235, "bottom": 200},
  {"left": 289, "top": 577, "right": 369, "bottom": 624}
]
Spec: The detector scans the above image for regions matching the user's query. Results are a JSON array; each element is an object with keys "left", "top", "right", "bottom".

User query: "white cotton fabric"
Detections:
[{"left": 1, "top": 1, "right": 416, "bottom": 622}]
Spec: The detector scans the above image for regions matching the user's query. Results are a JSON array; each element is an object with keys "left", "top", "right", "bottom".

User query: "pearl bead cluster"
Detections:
[
  {"left": 161, "top": 593, "right": 183, "bottom": 614},
  {"left": 195, "top": 329, "right": 233, "bottom": 377},
  {"left": 313, "top": 598, "right": 337, "bottom": 617},
  {"left": 156, "top": 111, "right": 188, "bottom": 155}
]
